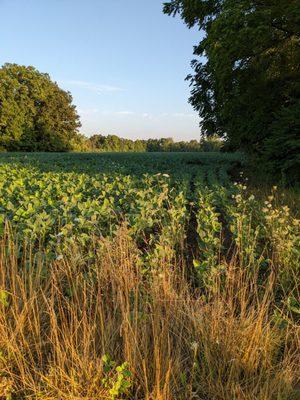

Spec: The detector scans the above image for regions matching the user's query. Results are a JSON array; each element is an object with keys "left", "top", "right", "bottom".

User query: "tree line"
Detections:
[
  {"left": 0, "top": 63, "right": 222, "bottom": 154},
  {"left": 80, "top": 133, "right": 222, "bottom": 152}
]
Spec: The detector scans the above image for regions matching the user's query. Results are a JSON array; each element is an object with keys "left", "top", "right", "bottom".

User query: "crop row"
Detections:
[{"left": 0, "top": 156, "right": 298, "bottom": 296}]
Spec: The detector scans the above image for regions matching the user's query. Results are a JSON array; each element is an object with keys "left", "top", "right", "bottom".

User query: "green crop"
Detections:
[{"left": 0, "top": 151, "right": 298, "bottom": 291}]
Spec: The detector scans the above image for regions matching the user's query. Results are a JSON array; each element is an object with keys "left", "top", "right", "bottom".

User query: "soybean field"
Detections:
[{"left": 0, "top": 152, "right": 299, "bottom": 400}]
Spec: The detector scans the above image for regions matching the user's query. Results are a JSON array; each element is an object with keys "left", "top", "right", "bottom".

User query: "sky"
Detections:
[{"left": 0, "top": 0, "right": 202, "bottom": 141}]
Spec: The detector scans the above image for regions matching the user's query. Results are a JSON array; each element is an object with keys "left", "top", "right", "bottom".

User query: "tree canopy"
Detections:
[
  {"left": 164, "top": 0, "right": 300, "bottom": 182},
  {"left": 0, "top": 63, "right": 81, "bottom": 151}
]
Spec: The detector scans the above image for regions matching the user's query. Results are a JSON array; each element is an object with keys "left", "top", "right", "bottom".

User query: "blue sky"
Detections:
[{"left": 1, "top": 0, "right": 202, "bottom": 140}]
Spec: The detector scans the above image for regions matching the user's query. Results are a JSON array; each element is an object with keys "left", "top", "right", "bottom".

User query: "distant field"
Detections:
[
  {"left": 0, "top": 151, "right": 243, "bottom": 175},
  {"left": 0, "top": 152, "right": 299, "bottom": 400}
]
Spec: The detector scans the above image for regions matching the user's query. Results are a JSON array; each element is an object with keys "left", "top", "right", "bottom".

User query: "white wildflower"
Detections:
[{"left": 191, "top": 341, "right": 199, "bottom": 352}]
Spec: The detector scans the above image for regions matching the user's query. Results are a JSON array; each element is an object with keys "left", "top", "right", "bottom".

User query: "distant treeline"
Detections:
[{"left": 73, "top": 133, "right": 223, "bottom": 153}]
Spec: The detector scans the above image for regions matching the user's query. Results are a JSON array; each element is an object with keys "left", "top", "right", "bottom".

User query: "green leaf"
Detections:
[{"left": 0, "top": 290, "right": 9, "bottom": 307}]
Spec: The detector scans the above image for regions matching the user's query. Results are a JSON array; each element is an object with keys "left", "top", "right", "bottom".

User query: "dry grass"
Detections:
[{"left": 0, "top": 225, "right": 299, "bottom": 400}]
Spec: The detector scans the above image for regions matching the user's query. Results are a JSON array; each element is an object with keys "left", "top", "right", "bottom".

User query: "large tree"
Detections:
[
  {"left": 164, "top": 0, "right": 300, "bottom": 181},
  {"left": 0, "top": 63, "right": 81, "bottom": 151}
]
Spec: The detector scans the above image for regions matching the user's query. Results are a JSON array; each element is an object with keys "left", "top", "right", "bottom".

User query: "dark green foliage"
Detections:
[
  {"left": 262, "top": 101, "right": 300, "bottom": 184},
  {"left": 145, "top": 137, "right": 202, "bottom": 152},
  {"left": 89, "top": 134, "right": 146, "bottom": 152},
  {"left": 88, "top": 134, "right": 221, "bottom": 152},
  {"left": 163, "top": 0, "right": 300, "bottom": 182},
  {"left": 0, "top": 63, "right": 81, "bottom": 151},
  {"left": 200, "top": 134, "right": 223, "bottom": 152}
]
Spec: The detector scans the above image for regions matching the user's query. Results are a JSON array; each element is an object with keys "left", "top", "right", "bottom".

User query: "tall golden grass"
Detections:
[{"left": 0, "top": 225, "right": 299, "bottom": 400}]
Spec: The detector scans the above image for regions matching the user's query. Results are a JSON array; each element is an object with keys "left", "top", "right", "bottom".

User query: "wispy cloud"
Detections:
[
  {"left": 115, "top": 111, "right": 135, "bottom": 115},
  {"left": 94, "top": 110, "right": 135, "bottom": 116},
  {"left": 103, "top": 111, "right": 151, "bottom": 118},
  {"left": 172, "top": 112, "right": 195, "bottom": 118},
  {"left": 77, "top": 107, "right": 99, "bottom": 115},
  {"left": 59, "top": 80, "right": 123, "bottom": 93},
  {"left": 160, "top": 112, "right": 196, "bottom": 118},
  {"left": 76, "top": 109, "right": 197, "bottom": 120}
]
